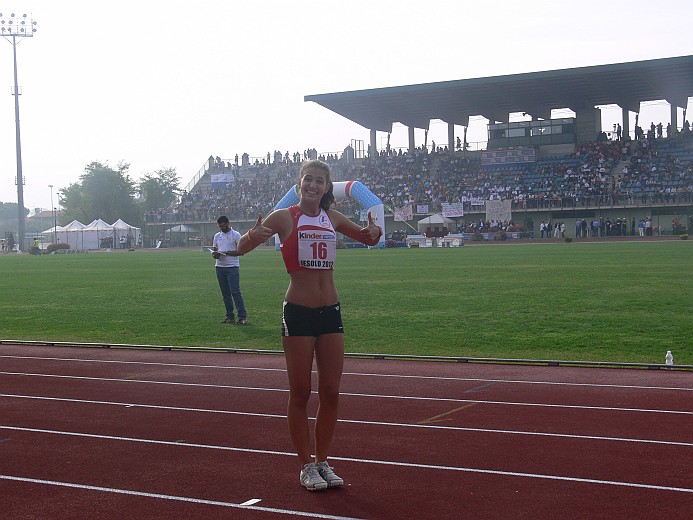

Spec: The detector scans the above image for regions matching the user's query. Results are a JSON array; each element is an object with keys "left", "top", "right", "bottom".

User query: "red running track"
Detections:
[{"left": 0, "top": 344, "right": 691, "bottom": 519}]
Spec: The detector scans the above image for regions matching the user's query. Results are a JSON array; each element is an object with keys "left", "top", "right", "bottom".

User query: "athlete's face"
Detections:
[{"left": 300, "top": 167, "right": 328, "bottom": 202}]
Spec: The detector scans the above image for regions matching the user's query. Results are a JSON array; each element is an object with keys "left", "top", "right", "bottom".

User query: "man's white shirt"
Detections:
[{"left": 213, "top": 228, "right": 241, "bottom": 267}]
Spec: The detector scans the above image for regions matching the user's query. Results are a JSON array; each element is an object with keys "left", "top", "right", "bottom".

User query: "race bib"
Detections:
[{"left": 298, "top": 229, "right": 336, "bottom": 269}]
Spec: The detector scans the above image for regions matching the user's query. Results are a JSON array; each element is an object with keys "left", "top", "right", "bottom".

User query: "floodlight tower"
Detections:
[
  {"left": 49, "top": 183, "right": 56, "bottom": 244},
  {"left": 1, "top": 12, "right": 37, "bottom": 251}
]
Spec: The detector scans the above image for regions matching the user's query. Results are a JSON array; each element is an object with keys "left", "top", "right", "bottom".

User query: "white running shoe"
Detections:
[
  {"left": 300, "top": 462, "right": 328, "bottom": 491},
  {"left": 316, "top": 461, "right": 344, "bottom": 488}
]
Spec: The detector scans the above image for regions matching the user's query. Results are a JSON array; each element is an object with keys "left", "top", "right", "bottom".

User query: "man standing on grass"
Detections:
[{"left": 212, "top": 215, "right": 248, "bottom": 325}]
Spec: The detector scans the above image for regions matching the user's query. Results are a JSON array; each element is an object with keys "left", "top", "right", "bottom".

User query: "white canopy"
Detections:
[
  {"left": 417, "top": 214, "right": 455, "bottom": 225},
  {"left": 42, "top": 218, "right": 141, "bottom": 249},
  {"left": 42, "top": 224, "right": 64, "bottom": 234},
  {"left": 112, "top": 218, "right": 133, "bottom": 230},
  {"left": 83, "top": 219, "right": 112, "bottom": 231},
  {"left": 57, "top": 220, "right": 87, "bottom": 248},
  {"left": 165, "top": 224, "right": 200, "bottom": 233},
  {"left": 62, "top": 220, "right": 85, "bottom": 230},
  {"left": 417, "top": 214, "right": 455, "bottom": 234},
  {"left": 111, "top": 219, "right": 141, "bottom": 247}
]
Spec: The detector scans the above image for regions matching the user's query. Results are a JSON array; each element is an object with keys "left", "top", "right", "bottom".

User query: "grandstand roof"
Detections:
[{"left": 305, "top": 55, "right": 693, "bottom": 132}]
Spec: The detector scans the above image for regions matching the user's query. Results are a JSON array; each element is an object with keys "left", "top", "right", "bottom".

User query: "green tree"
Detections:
[
  {"left": 0, "top": 202, "right": 25, "bottom": 220},
  {"left": 59, "top": 161, "right": 140, "bottom": 226},
  {"left": 0, "top": 202, "right": 29, "bottom": 239},
  {"left": 137, "top": 167, "right": 181, "bottom": 212}
]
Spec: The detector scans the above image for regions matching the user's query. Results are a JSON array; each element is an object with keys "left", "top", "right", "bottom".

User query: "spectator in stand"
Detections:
[{"left": 645, "top": 218, "right": 653, "bottom": 236}]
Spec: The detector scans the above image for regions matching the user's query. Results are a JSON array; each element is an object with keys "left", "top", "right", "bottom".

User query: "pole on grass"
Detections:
[{"left": 2, "top": 13, "right": 38, "bottom": 251}]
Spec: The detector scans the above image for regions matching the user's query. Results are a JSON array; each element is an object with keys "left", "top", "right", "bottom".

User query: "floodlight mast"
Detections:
[
  {"left": 1, "top": 12, "right": 37, "bottom": 252},
  {"left": 49, "top": 184, "right": 56, "bottom": 244}
]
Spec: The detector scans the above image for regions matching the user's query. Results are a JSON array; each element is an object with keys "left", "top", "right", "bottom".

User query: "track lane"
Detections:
[
  {"left": 1, "top": 345, "right": 692, "bottom": 519},
  {"left": 1, "top": 390, "right": 691, "bottom": 490},
  {"left": 1, "top": 368, "right": 690, "bottom": 446},
  {"left": 1, "top": 427, "right": 692, "bottom": 520}
]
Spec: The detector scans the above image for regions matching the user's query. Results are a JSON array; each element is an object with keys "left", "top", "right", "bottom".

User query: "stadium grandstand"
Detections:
[{"left": 144, "top": 56, "right": 693, "bottom": 247}]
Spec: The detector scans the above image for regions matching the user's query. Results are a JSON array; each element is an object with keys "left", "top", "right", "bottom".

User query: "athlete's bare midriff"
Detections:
[{"left": 285, "top": 269, "right": 339, "bottom": 308}]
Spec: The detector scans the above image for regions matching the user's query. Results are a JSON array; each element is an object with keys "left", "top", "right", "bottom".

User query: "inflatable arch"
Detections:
[{"left": 273, "top": 181, "right": 385, "bottom": 248}]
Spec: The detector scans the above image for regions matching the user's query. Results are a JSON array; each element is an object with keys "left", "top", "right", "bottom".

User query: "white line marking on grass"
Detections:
[
  {"left": 1, "top": 428, "right": 691, "bottom": 494},
  {"left": 2, "top": 371, "right": 691, "bottom": 415},
  {"left": 3, "top": 355, "right": 691, "bottom": 392},
  {"left": 0, "top": 475, "right": 360, "bottom": 519},
  {"left": 2, "top": 393, "right": 693, "bottom": 447}
]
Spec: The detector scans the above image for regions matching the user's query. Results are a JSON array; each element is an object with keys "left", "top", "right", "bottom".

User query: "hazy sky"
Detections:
[{"left": 1, "top": 0, "right": 691, "bottom": 212}]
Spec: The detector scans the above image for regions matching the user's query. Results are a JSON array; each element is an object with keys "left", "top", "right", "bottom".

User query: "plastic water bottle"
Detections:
[{"left": 665, "top": 351, "right": 674, "bottom": 369}]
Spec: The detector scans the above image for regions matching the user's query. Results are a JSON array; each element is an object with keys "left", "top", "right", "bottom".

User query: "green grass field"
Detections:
[{"left": 1, "top": 241, "right": 691, "bottom": 365}]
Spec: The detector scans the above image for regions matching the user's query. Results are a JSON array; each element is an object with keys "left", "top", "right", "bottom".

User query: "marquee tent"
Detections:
[
  {"left": 80, "top": 219, "right": 113, "bottom": 249},
  {"left": 160, "top": 224, "right": 201, "bottom": 247},
  {"left": 165, "top": 224, "right": 199, "bottom": 233},
  {"left": 58, "top": 220, "right": 87, "bottom": 249},
  {"left": 40, "top": 218, "right": 141, "bottom": 249},
  {"left": 112, "top": 219, "right": 141, "bottom": 248},
  {"left": 41, "top": 224, "right": 64, "bottom": 234},
  {"left": 417, "top": 214, "right": 455, "bottom": 234}
]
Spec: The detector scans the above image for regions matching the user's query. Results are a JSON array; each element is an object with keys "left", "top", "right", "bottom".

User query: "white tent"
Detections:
[
  {"left": 57, "top": 220, "right": 87, "bottom": 249},
  {"left": 41, "top": 224, "right": 64, "bottom": 246},
  {"left": 81, "top": 219, "right": 113, "bottom": 249},
  {"left": 42, "top": 224, "right": 64, "bottom": 234},
  {"left": 162, "top": 224, "right": 201, "bottom": 247},
  {"left": 417, "top": 214, "right": 455, "bottom": 234},
  {"left": 112, "top": 219, "right": 141, "bottom": 248},
  {"left": 41, "top": 218, "right": 141, "bottom": 249},
  {"left": 165, "top": 224, "right": 199, "bottom": 233}
]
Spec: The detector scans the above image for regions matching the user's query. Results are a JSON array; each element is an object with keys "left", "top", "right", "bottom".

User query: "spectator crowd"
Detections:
[{"left": 145, "top": 123, "right": 693, "bottom": 227}]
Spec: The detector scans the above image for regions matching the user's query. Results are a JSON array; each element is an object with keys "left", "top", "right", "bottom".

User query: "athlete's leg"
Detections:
[
  {"left": 314, "top": 333, "right": 344, "bottom": 463},
  {"left": 283, "top": 336, "right": 316, "bottom": 465}
]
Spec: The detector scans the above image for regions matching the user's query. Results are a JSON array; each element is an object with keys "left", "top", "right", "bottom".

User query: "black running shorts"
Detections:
[{"left": 281, "top": 301, "right": 344, "bottom": 337}]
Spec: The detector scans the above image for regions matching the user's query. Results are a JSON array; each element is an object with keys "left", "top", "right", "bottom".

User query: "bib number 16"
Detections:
[{"left": 310, "top": 241, "right": 328, "bottom": 259}]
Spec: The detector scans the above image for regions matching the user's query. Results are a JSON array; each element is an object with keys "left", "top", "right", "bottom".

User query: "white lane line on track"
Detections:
[
  {"left": 2, "top": 395, "right": 693, "bottom": 447},
  {"left": 0, "top": 475, "right": 360, "bottom": 520},
  {"left": 1, "top": 371, "right": 691, "bottom": 415},
  {"left": 1, "top": 426, "right": 692, "bottom": 494},
  {"left": 2, "top": 354, "right": 691, "bottom": 392}
]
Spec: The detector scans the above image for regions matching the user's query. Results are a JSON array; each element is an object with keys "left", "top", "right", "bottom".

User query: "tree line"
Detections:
[
  {"left": 1, "top": 161, "right": 181, "bottom": 237},
  {"left": 58, "top": 161, "right": 180, "bottom": 226}
]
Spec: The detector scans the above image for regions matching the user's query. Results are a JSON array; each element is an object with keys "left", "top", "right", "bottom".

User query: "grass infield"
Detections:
[{"left": 1, "top": 241, "right": 691, "bottom": 365}]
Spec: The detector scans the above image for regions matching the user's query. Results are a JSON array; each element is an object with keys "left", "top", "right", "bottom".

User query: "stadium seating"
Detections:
[{"left": 145, "top": 129, "right": 692, "bottom": 229}]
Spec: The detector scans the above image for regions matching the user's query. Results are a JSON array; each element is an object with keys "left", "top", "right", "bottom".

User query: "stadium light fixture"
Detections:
[{"left": 1, "top": 12, "right": 38, "bottom": 252}]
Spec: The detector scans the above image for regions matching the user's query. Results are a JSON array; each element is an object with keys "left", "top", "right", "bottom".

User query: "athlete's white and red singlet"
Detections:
[{"left": 281, "top": 206, "right": 337, "bottom": 272}]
